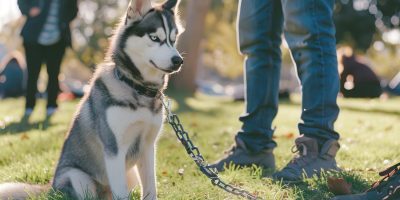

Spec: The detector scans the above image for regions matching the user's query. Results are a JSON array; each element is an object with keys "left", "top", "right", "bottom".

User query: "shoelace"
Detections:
[
  {"left": 289, "top": 143, "right": 313, "bottom": 166},
  {"left": 368, "top": 162, "right": 400, "bottom": 194},
  {"left": 291, "top": 143, "right": 308, "bottom": 156}
]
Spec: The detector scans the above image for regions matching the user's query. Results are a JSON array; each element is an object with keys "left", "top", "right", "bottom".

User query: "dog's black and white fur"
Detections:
[{"left": 0, "top": 0, "right": 183, "bottom": 199}]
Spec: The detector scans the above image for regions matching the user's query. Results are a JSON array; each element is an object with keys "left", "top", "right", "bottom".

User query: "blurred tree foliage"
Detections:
[
  {"left": 334, "top": 0, "right": 400, "bottom": 79},
  {"left": 203, "top": 0, "right": 243, "bottom": 79},
  {"left": 71, "top": 0, "right": 399, "bottom": 78},
  {"left": 203, "top": 0, "right": 400, "bottom": 79},
  {"left": 72, "top": 0, "right": 128, "bottom": 69},
  {"left": 335, "top": 0, "right": 400, "bottom": 51}
]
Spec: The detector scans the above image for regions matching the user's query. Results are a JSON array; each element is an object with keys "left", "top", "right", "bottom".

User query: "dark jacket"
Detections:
[
  {"left": 340, "top": 55, "right": 382, "bottom": 98},
  {"left": 340, "top": 55, "right": 380, "bottom": 85},
  {"left": 17, "top": 0, "right": 78, "bottom": 47}
]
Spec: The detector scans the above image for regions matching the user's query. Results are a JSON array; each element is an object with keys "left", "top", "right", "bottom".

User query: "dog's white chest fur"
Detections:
[
  {"left": 106, "top": 106, "right": 163, "bottom": 153},
  {"left": 98, "top": 106, "right": 163, "bottom": 199}
]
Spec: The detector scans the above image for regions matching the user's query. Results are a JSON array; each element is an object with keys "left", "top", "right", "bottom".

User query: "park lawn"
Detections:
[{"left": 0, "top": 92, "right": 399, "bottom": 200}]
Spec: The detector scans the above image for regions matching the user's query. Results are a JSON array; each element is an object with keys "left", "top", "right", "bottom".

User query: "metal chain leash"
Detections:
[{"left": 160, "top": 96, "right": 262, "bottom": 200}]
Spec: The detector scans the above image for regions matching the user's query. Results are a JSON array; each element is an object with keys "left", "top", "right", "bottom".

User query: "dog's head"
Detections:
[{"left": 114, "top": 0, "right": 183, "bottom": 80}]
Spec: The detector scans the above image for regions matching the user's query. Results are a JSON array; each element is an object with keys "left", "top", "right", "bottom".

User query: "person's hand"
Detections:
[{"left": 29, "top": 7, "right": 41, "bottom": 17}]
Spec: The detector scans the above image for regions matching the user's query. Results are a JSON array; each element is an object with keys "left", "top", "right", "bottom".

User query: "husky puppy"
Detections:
[{"left": 0, "top": 0, "right": 183, "bottom": 199}]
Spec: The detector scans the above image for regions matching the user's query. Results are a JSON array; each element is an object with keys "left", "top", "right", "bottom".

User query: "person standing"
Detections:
[
  {"left": 17, "top": 0, "right": 78, "bottom": 116},
  {"left": 211, "top": 0, "right": 342, "bottom": 182}
]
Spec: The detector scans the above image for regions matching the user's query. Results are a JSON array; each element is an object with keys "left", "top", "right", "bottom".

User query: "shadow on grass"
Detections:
[
  {"left": 283, "top": 171, "right": 371, "bottom": 200},
  {"left": 0, "top": 115, "right": 53, "bottom": 135}
]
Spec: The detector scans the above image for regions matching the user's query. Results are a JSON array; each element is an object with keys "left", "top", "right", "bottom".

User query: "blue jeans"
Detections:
[{"left": 236, "top": 0, "right": 340, "bottom": 153}]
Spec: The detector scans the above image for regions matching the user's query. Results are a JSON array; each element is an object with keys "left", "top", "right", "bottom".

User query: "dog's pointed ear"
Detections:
[
  {"left": 162, "top": 0, "right": 178, "bottom": 10},
  {"left": 126, "top": 0, "right": 152, "bottom": 23}
]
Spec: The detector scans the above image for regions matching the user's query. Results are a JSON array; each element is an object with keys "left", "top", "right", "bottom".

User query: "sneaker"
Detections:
[
  {"left": 209, "top": 137, "right": 275, "bottom": 172},
  {"left": 46, "top": 107, "right": 58, "bottom": 116},
  {"left": 332, "top": 162, "right": 400, "bottom": 200},
  {"left": 273, "top": 135, "right": 341, "bottom": 183},
  {"left": 24, "top": 108, "right": 34, "bottom": 116}
]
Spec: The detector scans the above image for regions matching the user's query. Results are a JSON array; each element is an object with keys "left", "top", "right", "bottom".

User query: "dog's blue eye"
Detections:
[{"left": 149, "top": 35, "right": 160, "bottom": 42}]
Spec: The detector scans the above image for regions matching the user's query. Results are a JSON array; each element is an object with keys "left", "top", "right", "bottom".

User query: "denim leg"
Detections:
[
  {"left": 236, "top": 0, "right": 283, "bottom": 153},
  {"left": 281, "top": 0, "right": 340, "bottom": 143}
]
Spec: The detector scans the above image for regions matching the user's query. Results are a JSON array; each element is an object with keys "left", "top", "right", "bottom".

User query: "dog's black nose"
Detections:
[{"left": 171, "top": 56, "right": 183, "bottom": 67}]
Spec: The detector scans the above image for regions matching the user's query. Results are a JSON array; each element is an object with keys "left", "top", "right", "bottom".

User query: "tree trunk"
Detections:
[{"left": 173, "top": 0, "right": 210, "bottom": 93}]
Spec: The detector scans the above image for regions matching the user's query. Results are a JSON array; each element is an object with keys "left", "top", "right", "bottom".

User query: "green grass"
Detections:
[{"left": 0, "top": 93, "right": 399, "bottom": 200}]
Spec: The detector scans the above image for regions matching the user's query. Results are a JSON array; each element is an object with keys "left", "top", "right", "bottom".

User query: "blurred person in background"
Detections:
[
  {"left": 17, "top": 0, "right": 78, "bottom": 117},
  {"left": 211, "top": 0, "right": 342, "bottom": 183},
  {"left": 338, "top": 47, "right": 382, "bottom": 98},
  {"left": 0, "top": 51, "right": 26, "bottom": 98}
]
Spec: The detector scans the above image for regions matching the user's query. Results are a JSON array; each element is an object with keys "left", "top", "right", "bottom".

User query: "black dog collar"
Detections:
[{"left": 114, "top": 68, "right": 159, "bottom": 98}]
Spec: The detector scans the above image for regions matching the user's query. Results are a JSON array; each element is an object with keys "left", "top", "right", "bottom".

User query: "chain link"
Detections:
[{"left": 160, "top": 97, "right": 262, "bottom": 200}]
